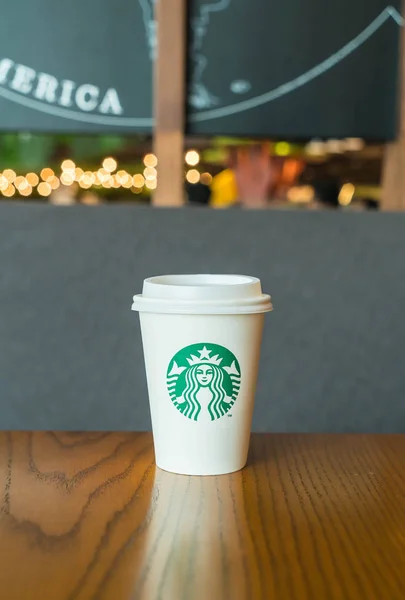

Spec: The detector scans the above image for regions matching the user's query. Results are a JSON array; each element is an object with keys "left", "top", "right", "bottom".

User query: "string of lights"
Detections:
[{"left": 0, "top": 149, "right": 211, "bottom": 199}]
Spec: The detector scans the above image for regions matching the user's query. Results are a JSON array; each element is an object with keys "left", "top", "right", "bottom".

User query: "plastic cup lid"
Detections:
[{"left": 131, "top": 274, "right": 273, "bottom": 315}]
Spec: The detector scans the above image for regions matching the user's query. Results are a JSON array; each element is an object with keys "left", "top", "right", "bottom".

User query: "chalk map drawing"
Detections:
[
  {"left": 188, "top": 0, "right": 232, "bottom": 109},
  {"left": 139, "top": 0, "right": 231, "bottom": 109},
  {"left": 190, "top": 4, "right": 404, "bottom": 122},
  {"left": 0, "top": 4, "right": 402, "bottom": 126},
  {"left": 139, "top": 0, "right": 157, "bottom": 61}
]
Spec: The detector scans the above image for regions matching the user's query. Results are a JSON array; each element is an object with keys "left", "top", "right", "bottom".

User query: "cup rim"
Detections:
[
  {"left": 132, "top": 273, "right": 273, "bottom": 315},
  {"left": 144, "top": 274, "right": 259, "bottom": 288}
]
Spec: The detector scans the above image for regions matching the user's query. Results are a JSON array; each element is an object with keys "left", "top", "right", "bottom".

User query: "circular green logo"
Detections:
[{"left": 166, "top": 343, "right": 241, "bottom": 422}]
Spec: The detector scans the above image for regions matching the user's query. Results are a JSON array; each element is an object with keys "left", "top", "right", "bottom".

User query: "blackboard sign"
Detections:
[
  {"left": 187, "top": 0, "right": 403, "bottom": 139},
  {"left": 0, "top": 0, "right": 153, "bottom": 132},
  {"left": 0, "top": 0, "right": 402, "bottom": 138}
]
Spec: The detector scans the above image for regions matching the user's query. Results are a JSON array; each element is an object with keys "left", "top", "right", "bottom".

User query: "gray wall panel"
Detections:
[{"left": 1, "top": 204, "right": 404, "bottom": 432}]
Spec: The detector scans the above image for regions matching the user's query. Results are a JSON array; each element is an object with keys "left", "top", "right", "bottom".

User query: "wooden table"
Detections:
[{"left": 1, "top": 432, "right": 405, "bottom": 600}]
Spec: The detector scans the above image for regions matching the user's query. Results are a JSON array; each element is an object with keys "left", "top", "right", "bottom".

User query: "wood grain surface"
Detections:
[{"left": 1, "top": 432, "right": 405, "bottom": 600}]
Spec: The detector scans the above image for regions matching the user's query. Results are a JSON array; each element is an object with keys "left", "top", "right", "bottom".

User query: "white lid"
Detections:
[{"left": 131, "top": 274, "right": 273, "bottom": 315}]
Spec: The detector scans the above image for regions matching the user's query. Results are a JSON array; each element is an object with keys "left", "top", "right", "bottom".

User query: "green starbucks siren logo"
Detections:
[{"left": 166, "top": 343, "right": 241, "bottom": 422}]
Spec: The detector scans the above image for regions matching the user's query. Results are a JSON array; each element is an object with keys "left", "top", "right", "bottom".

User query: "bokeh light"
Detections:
[
  {"left": 122, "top": 177, "right": 133, "bottom": 189},
  {"left": 143, "top": 153, "right": 158, "bottom": 168},
  {"left": 74, "top": 167, "right": 84, "bottom": 182},
  {"left": 3, "top": 184, "right": 15, "bottom": 197},
  {"left": 3, "top": 169, "right": 16, "bottom": 183},
  {"left": 274, "top": 142, "right": 291, "bottom": 156},
  {"left": 48, "top": 176, "right": 60, "bottom": 190},
  {"left": 97, "top": 168, "right": 109, "bottom": 183},
  {"left": 185, "top": 150, "right": 200, "bottom": 166},
  {"left": 0, "top": 175, "right": 8, "bottom": 191},
  {"left": 338, "top": 183, "right": 355, "bottom": 206},
  {"left": 15, "top": 176, "right": 28, "bottom": 191},
  {"left": 19, "top": 185, "right": 33, "bottom": 197},
  {"left": 102, "top": 157, "right": 117, "bottom": 173},
  {"left": 186, "top": 169, "right": 200, "bottom": 184},
  {"left": 116, "top": 170, "right": 131, "bottom": 185},
  {"left": 145, "top": 179, "right": 157, "bottom": 190},
  {"left": 111, "top": 176, "right": 121, "bottom": 189},
  {"left": 61, "top": 172, "right": 74, "bottom": 186},
  {"left": 38, "top": 182, "right": 52, "bottom": 196},
  {"left": 40, "top": 168, "right": 54, "bottom": 181},
  {"left": 61, "top": 159, "right": 75, "bottom": 172},
  {"left": 79, "top": 181, "right": 92, "bottom": 189},
  {"left": 26, "top": 172, "right": 39, "bottom": 186},
  {"left": 325, "top": 139, "right": 345, "bottom": 154},
  {"left": 143, "top": 167, "right": 157, "bottom": 181},
  {"left": 345, "top": 138, "right": 365, "bottom": 152},
  {"left": 200, "top": 172, "right": 213, "bottom": 185},
  {"left": 287, "top": 185, "right": 314, "bottom": 204},
  {"left": 132, "top": 174, "right": 145, "bottom": 187},
  {"left": 305, "top": 139, "right": 325, "bottom": 157},
  {"left": 82, "top": 171, "right": 95, "bottom": 186}
]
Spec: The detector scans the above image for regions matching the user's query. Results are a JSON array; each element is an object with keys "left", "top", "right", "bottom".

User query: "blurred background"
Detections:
[
  {"left": 0, "top": 0, "right": 402, "bottom": 211},
  {"left": 0, "top": 133, "right": 384, "bottom": 210}
]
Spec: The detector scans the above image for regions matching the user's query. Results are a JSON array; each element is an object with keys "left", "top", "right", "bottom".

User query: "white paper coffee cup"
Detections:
[{"left": 132, "top": 274, "right": 272, "bottom": 476}]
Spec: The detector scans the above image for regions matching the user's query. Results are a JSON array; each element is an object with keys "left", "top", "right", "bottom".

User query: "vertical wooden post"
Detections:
[
  {"left": 381, "top": 7, "right": 405, "bottom": 210},
  {"left": 153, "top": 0, "right": 186, "bottom": 207}
]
